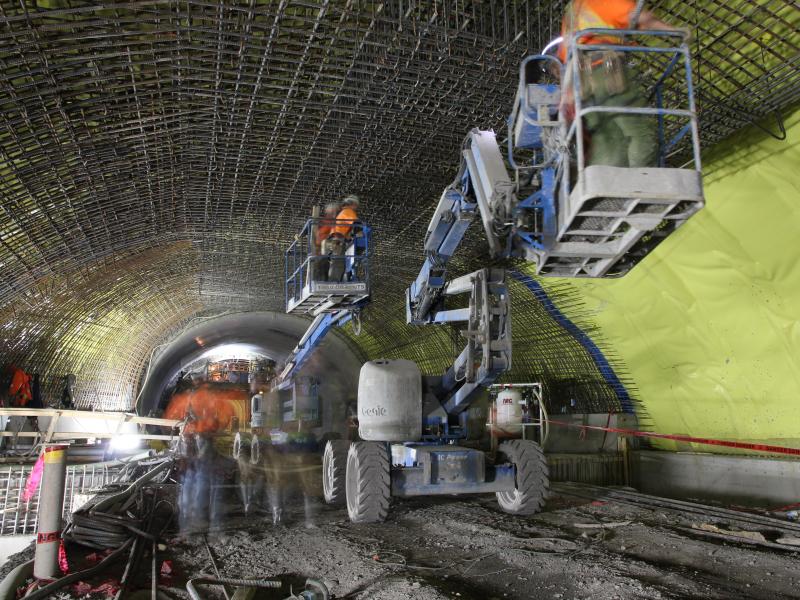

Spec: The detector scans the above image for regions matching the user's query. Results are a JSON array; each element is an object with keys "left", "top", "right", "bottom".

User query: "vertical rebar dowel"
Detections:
[{"left": 33, "top": 445, "right": 68, "bottom": 581}]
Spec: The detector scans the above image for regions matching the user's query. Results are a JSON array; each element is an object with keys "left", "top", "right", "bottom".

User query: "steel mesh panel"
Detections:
[{"left": 0, "top": 1, "right": 796, "bottom": 411}]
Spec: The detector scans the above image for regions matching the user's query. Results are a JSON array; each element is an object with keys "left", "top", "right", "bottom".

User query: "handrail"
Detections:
[
  {"left": 284, "top": 217, "right": 371, "bottom": 309},
  {"left": 0, "top": 408, "right": 179, "bottom": 426},
  {"left": 0, "top": 409, "right": 182, "bottom": 446},
  {"left": 570, "top": 27, "right": 689, "bottom": 42},
  {"left": 507, "top": 54, "right": 563, "bottom": 171},
  {"left": 564, "top": 26, "right": 700, "bottom": 174}
]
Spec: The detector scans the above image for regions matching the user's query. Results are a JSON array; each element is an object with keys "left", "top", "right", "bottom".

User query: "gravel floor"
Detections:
[
  {"left": 3, "top": 483, "right": 799, "bottom": 599},
  {"left": 155, "top": 484, "right": 800, "bottom": 600}
]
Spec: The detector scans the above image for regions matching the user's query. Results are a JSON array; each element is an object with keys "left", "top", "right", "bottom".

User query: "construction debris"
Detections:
[
  {"left": 573, "top": 521, "right": 632, "bottom": 529},
  {"left": 692, "top": 523, "right": 768, "bottom": 542}
]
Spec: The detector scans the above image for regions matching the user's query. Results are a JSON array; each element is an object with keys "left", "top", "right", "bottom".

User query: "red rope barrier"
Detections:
[{"left": 545, "top": 419, "right": 800, "bottom": 456}]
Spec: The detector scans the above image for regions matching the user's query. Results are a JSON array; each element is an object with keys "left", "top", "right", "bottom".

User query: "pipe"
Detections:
[
  {"left": 33, "top": 445, "right": 68, "bottom": 581},
  {"left": 151, "top": 540, "right": 157, "bottom": 600},
  {"left": 112, "top": 535, "right": 140, "bottom": 600},
  {"left": 186, "top": 577, "right": 281, "bottom": 600},
  {"left": 0, "top": 560, "right": 33, "bottom": 600}
]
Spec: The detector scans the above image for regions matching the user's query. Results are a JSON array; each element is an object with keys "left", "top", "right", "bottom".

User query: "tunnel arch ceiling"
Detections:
[
  {"left": 138, "top": 311, "right": 364, "bottom": 430},
  {"left": 0, "top": 1, "right": 797, "bottom": 414}
]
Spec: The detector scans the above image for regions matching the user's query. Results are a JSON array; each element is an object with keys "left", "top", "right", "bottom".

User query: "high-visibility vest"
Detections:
[
  {"left": 559, "top": 0, "right": 636, "bottom": 63},
  {"left": 316, "top": 217, "right": 336, "bottom": 244},
  {"left": 332, "top": 207, "right": 358, "bottom": 238},
  {"left": 8, "top": 367, "right": 32, "bottom": 407}
]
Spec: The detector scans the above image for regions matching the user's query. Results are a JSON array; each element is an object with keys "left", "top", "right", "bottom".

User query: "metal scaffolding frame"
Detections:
[{"left": 0, "top": 461, "right": 121, "bottom": 536}]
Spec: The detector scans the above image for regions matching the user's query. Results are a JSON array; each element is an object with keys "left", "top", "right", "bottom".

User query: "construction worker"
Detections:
[
  {"left": 60, "top": 374, "right": 76, "bottom": 409},
  {"left": 1, "top": 366, "right": 39, "bottom": 451},
  {"left": 5, "top": 365, "right": 32, "bottom": 408},
  {"left": 326, "top": 195, "right": 360, "bottom": 282},
  {"left": 266, "top": 421, "right": 320, "bottom": 528},
  {"left": 559, "top": 0, "right": 682, "bottom": 168},
  {"left": 315, "top": 202, "right": 340, "bottom": 281}
]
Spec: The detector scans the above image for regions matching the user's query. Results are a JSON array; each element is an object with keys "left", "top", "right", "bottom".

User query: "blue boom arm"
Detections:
[
  {"left": 406, "top": 187, "right": 477, "bottom": 325},
  {"left": 276, "top": 309, "right": 352, "bottom": 391}
]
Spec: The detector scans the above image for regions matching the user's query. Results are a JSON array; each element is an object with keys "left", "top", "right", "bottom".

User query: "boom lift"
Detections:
[
  {"left": 325, "top": 29, "right": 704, "bottom": 523},
  {"left": 278, "top": 215, "right": 371, "bottom": 390},
  {"left": 235, "top": 215, "right": 371, "bottom": 461}
]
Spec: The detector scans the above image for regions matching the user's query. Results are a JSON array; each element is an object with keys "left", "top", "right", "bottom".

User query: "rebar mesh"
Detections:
[
  {"left": 342, "top": 271, "right": 643, "bottom": 418},
  {"left": 0, "top": 1, "right": 796, "bottom": 411}
]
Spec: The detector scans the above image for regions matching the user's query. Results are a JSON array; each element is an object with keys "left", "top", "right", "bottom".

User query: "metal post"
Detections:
[{"left": 33, "top": 445, "right": 68, "bottom": 581}]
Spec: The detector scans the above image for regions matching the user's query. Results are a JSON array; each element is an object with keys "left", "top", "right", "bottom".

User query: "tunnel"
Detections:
[{"left": 0, "top": 1, "right": 798, "bottom": 598}]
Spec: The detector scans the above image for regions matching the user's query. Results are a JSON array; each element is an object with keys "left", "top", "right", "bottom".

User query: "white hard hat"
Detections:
[{"left": 342, "top": 194, "right": 360, "bottom": 208}]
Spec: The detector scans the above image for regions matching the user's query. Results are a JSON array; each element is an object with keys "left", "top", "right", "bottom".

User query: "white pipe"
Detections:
[{"left": 33, "top": 445, "right": 68, "bottom": 580}]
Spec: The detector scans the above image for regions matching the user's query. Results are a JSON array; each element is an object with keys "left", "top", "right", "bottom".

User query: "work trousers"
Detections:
[
  {"left": 582, "top": 64, "right": 657, "bottom": 168},
  {"left": 321, "top": 236, "right": 346, "bottom": 282}
]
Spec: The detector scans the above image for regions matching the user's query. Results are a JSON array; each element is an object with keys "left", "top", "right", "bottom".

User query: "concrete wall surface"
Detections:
[{"left": 632, "top": 450, "right": 800, "bottom": 507}]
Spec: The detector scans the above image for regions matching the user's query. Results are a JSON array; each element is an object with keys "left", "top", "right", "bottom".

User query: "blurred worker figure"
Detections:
[
  {"left": 315, "top": 202, "right": 340, "bottom": 282},
  {"left": 28, "top": 373, "right": 43, "bottom": 431},
  {"left": 326, "top": 195, "right": 360, "bottom": 282},
  {"left": 29, "top": 374, "right": 43, "bottom": 409},
  {"left": 176, "top": 433, "right": 199, "bottom": 533},
  {"left": 59, "top": 374, "right": 76, "bottom": 409},
  {"left": 177, "top": 430, "right": 231, "bottom": 534},
  {"left": 4, "top": 365, "right": 32, "bottom": 408},
  {"left": 236, "top": 440, "right": 264, "bottom": 516},
  {"left": 1, "top": 366, "right": 39, "bottom": 447},
  {"left": 345, "top": 401, "right": 359, "bottom": 442},
  {"left": 168, "top": 385, "right": 237, "bottom": 534},
  {"left": 266, "top": 422, "right": 321, "bottom": 528},
  {"left": 559, "top": 0, "right": 681, "bottom": 167}
]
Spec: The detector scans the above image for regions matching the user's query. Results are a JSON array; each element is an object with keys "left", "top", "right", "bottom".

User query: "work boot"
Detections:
[{"left": 271, "top": 506, "right": 283, "bottom": 526}]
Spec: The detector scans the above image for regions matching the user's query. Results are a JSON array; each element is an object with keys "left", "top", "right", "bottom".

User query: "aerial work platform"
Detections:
[
  {"left": 285, "top": 218, "right": 370, "bottom": 316},
  {"left": 528, "top": 29, "right": 705, "bottom": 277},
  {"left": 278, "top": 216, "right": 371, "bottom": 388}
]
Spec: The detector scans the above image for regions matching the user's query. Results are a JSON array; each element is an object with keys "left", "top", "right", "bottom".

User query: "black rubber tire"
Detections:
[
  {"left": 495, "top": 439, "right": 549, "bottom": 515},
  {"left": 345, "top": 441, "right": 390, "bottom": 523},
  {"left": 232, "top": 432, "right": 250, "bottom": 459},
  {"left": 250, "top": 434, "right": 261, "bottom": 465},
  {"left": 322, "top": 440, "right": 350, "bottom": 505}
]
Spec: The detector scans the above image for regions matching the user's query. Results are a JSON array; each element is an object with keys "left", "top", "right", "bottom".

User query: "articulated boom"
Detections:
[
  {"left": 409, "top": 29, "right": 704, "bottom": 327},
  {"left": 328, "top": 30, "right": 706, "bottom": 523},
  {"left": 431, "top": 268, "right": 511, "bottom": 417}
]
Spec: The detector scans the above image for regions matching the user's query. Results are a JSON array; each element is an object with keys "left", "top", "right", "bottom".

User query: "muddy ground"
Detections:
[{"left": 155, "top": 483, "right": 800, "bottom": 600}]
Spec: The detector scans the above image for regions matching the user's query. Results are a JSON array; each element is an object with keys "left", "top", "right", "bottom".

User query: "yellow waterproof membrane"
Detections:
[{"left": 534, "top": 109, "right": 800, "bottom": 453}]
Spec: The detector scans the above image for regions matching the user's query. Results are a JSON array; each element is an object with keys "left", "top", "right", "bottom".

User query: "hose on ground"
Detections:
[
  {"left": 0, "top": 560, "right": 33, "bottom": 600},
  {"left": 22, "top": 538, "right": 133, "bottom": 600},
  {"left": 186, "top": 577, "right": 281, "bottom": 600}
]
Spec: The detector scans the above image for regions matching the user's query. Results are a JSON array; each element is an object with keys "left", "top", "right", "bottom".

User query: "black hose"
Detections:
[
  {"left": 23, "top": 538, "right": 133, "bottom": 600},
  {"left": 113, "top": 534, "right": 143, "bottom": 600},
  {"left": 186, "top": 577, "right": 281, "bottom": 600}
]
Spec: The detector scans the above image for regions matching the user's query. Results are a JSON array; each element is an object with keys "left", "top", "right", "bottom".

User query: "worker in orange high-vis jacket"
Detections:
[
  {"left": 326, "top": 195, "right": 360, "bottom": 282},
  {"left": 6, "top": 365, "right": 32, "bottom": 408},
  {"left": 315, "top": 202, "right": 340, "bottom": 281},
  {"left": 559, "top": 0, "right": 683, "bottom": 168}
]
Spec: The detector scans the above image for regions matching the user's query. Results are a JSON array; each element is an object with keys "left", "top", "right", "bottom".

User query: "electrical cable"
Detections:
[
  {"left": 23, "top": 538, "right": 134, "bottom": 600},
  {"left": 186, "top": 577, "right": 281, "bottom": 600}
]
